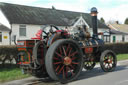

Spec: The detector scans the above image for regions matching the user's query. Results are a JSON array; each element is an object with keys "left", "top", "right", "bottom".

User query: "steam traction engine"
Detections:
[{"left": 16, "top": 7, "right": 117, "bottom": 83}]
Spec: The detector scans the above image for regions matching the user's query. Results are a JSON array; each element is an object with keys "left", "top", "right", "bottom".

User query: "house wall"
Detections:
[
  {"left": 98, "top": 28, "right": 109, "bottom": 39},
  {"left": 0, "top": 31, "right": 10, "bottom": 45},
  {"left": 124, "top": 35, "right": 128, "bottom": 42},
  {"left": 89, "top": 28, "right": 109, "bottom": 39},
  {"left": 11, "top": 24, "right": 65, "bottom": 45},
  {"left": 110, "top": 34, "right": 128, "bottom": 43},
  {"left": 11, "top": 24, "right": 41, "bottom": 41},
  {"left": 110, "top": 34, "right": 123, "bottom": 43}
]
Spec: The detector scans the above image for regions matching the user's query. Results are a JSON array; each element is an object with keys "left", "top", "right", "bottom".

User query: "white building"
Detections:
[
  {"left": 0, "top": 2, "right": 110, "bottom": 45},
  {"left": 108, "top": 23, "right": 128, "bottom": 43},
  {"left": 110, "top": 29, "right": 128, "bottom": 43},
  {"left": 0, "top": 23, "right": 10, "bottom": 45}
]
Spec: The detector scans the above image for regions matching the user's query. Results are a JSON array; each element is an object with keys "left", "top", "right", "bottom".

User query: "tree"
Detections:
[
  {"left": 100, "top": 17, "right": 105, "bottom": 23},
  {"left": 124, "top": 18, "right": 128, "bottom": 24}
]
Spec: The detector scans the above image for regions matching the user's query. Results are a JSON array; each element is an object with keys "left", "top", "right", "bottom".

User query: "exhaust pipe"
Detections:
[{"left": 91, "top": 7, "right": 98, "bottom": 38}]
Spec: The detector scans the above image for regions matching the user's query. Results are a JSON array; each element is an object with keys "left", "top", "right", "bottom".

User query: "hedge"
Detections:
[
  {"left": 0, "top": 42, "right": 128, "bottom": 68},
  {"left": 103, "top": 42, "right": 128, "bottom": 54}
]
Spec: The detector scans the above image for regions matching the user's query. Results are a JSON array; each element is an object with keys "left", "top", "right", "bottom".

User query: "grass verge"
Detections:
[
  {"left": 0, "top": 54, "right": 127, "bottom": 83},
  {"left": 117, "top": 54, "right": 128, "bottom": 61},
  {"left": 0, "top": 67, "right": 30, "bottom": 83}
]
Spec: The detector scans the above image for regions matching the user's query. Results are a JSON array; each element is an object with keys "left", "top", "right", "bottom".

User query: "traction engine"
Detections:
[{"left": 16, "top": 7, "right": 117, "bottom": 83}]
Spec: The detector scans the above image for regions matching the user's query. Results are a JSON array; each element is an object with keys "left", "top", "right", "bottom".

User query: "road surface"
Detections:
[
  {"left": 69, "top": 60, "right": 128, "bottom": 85},
  {"left": 1, "top": 60, "right": 128, "bottom": 85}
]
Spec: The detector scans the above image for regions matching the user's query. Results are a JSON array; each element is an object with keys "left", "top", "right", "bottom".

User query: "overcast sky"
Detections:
[{"left": 0, "top": 0, "right": 128, "bottom": 24}]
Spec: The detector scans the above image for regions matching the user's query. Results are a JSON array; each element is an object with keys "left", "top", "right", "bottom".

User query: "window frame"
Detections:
[{"left": 19, "top": 25, "right": 26, "bottom": 37}]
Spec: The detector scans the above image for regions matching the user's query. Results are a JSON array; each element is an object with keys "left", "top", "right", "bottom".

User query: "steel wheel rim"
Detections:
[
  {"left": 103, "top": 53, "right": 116, "bottom": 70},
  {"left": 52, "top": 43, "right": 82, "bottom": 80}
]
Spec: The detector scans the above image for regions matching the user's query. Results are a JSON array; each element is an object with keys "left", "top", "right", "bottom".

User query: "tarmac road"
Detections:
[
  {"left": 1, "top": 60, "right": 128, "bottom": 85},
  {"left": 69, "top": 60, "right": 128, "bottom": 85}
]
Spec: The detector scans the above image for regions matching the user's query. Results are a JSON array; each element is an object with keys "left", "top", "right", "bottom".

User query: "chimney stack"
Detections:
[
  {"left": 115, "top": 21, "right": 119, "bottom": 24},
  {"left": 91, "top": 7, "right": 98, "bottom": 38}
]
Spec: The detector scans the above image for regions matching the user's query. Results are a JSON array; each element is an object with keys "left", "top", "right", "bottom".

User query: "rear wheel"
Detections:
[
  {"left": 45, "top": 39, "right": 83, "bottom": 83},
  {"left": 100, "top": 50, "right": 117, "bottom": 72},
  {"left": 32, "top": 41, "right": 49, "bottom": 78}
]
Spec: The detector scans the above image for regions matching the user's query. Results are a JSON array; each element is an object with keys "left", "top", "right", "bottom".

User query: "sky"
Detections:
[{"left": 0, "top": 0, "right": 128, "bottom": 24}]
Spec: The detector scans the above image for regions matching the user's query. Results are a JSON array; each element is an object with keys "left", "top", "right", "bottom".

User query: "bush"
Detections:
[{"left": 103, "top": 42, "right": 128, "bottom": 54}]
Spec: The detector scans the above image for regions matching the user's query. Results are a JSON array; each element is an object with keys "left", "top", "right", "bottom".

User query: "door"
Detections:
[{"left": 113, "top": 36, "right": 116, "bottom": 43}]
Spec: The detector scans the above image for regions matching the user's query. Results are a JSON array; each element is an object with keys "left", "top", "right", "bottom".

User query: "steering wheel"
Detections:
[{"left": 42, "top": 25, "right": 59, "bottom": 38}]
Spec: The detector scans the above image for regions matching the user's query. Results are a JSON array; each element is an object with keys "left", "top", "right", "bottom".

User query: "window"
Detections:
[
  {"left": 0, "top": 32, "right": 2, "bottom": 42},
  {"left": 19, "top": 25, "right": 26, "bottom": 36},
  {"left": 103, "top": 35, "right": 110, "bottom": 42}
]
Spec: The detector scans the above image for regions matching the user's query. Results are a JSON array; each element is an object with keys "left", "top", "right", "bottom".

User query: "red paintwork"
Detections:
[
  {"left": 85, "top": 47, "right": 93, "bottom": 53},
  {"left": 17, "top": 40, "right": 35, "bottom": 48},
  {"left": 56, "top": 30, "right": 70, "bottom": 35},
  {"left": 53, "top": 43, "right": 79, "bottom": 78},
  {"left": 56, "top": 30, "right": 62, "bottom": 32},
  {"left": 98, "top": 32, "right": 103, "bottom": 35},
  {"left": 17, "top": 28, "right": 69, "bottom": 65},
  {"left": 31, "top": 29, "right": 42, "bottom": 40},
  {"left": 17, "top": 40, "right": 36, "bottom": 64}
]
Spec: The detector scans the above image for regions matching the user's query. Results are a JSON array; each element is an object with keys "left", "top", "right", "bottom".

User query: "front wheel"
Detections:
[
  {"left": 45, "top": 39, "right": 83, "bottom": 83},
  {"left": 100, "top": 50, "right": 117, "bottom": 72}
]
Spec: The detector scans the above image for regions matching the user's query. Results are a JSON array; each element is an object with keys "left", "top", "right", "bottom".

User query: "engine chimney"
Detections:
[{"left": 91, "top": 7, "right": 98, "bottom": 38}]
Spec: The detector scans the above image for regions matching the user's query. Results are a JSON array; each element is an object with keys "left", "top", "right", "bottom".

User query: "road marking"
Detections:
[{"left": 115, "top": 80, "right": 128, "bottom": 85}]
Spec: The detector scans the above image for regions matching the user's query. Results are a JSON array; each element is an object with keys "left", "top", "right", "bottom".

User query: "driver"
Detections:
[
  {"left": 78, "top": 25, "right": 91, "bottom": 40},
  {"left": 83, "top": 25, "right": 91, "bottom": 39}
]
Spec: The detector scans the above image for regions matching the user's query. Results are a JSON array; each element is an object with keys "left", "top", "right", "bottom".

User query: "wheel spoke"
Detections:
[
  {"left": 70, "top": 64, "right": 75, "bottom": 69},
  {"left": 56, "top": 52, "right": 63, "bottom": 58},
  {"left": 58, "top": 65, "right": 65, "bottom": 74},
  {"left": 62, "top": 46, "right": 67, "bottom": 56},
  {"left": 104, "top": 59, "right": 108, "bottom": 63},
  {"left": 72, "top": 57, "right": 77, "bottom": 60},
  {"left": 110, "top": 56, "right": 113, "bottom": 63},
  {"left": 53, "top": 57, "right": 60, "bottom": 60},
  {"left": 108, "top": 64, "right": 111, "bottom": 68},
  {"left": 68, "top": 48, "right": 72, "bottom": 56},
  {"left": 54, "top": 62, "right": 62, "bottom": 65},
  {"left": 63, "top": 69, "right": 65, "bottom": 79},
  {"left": 107, "top": 64, "right": 109, "bottom": 68},
  {"left": 104, "top": 62, "right": 107, "bottom": 66},
  {"left": 66, "top": 44, "right": 70, "bottom": 53},
  {"left": 56, "top": 65, "right": 60, "bottom": 71},
  {"left": 66, "top": 66, "right": 68, "bottom": 78},
  {"left": 70, "top": 51, "right": 78, "bottom": 57},
  {"left": 59, "top": 47, "right": 62, "bottom": 55},
  {"left": 107, "top": 55, "right": 110, "bottom": 59},
  {"left": 72, "top": 62, "right": 79, "bottom": 65}
]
